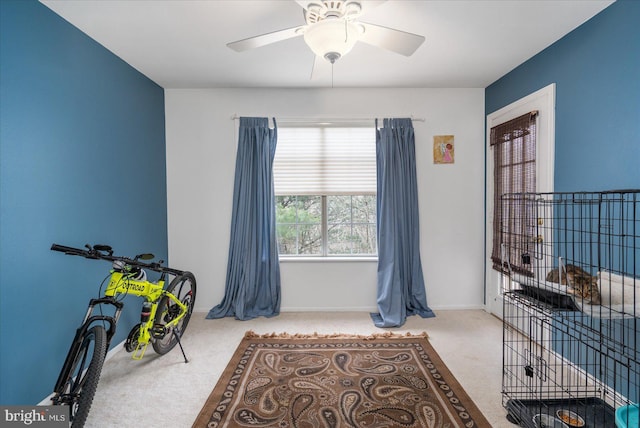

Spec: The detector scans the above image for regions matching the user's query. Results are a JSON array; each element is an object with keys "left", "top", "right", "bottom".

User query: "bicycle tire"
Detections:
[
  {"left": 55, "top": 325, "right": 107, "bottom": 428},
  {"left": 152, "top": 271, "right": 196, "bottom": 355}
]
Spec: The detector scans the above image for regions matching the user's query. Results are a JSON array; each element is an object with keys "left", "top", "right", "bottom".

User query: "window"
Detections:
[
  {"left": 490, "top": 111, "right": 538, "bottom": 275},
  {"left": 274, "top": 125, "right": 377, "bottom": 256}
]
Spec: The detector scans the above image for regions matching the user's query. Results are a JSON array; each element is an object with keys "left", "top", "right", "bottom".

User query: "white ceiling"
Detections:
[{"left": 40, "top": 0, "right": 614, "bottom": 89}]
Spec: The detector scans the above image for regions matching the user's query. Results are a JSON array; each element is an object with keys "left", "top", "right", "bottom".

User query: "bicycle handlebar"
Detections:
[{"left": 51, "top": 243, "right": 185, "bottom": 276}]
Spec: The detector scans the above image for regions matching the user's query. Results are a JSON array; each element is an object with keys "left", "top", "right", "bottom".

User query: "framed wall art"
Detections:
[{"left": 433, "top": 135, "right": 455, "bottom": 164}]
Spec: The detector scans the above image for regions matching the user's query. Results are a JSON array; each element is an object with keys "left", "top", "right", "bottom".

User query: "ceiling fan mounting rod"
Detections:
[{"left": 305, "top": 1, "right": 362, "bottom": 24}]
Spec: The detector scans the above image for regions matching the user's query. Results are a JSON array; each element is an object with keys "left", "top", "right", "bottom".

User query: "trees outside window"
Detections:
[{"left": 276, "top": 195, "right": 376, "bottom": 256}]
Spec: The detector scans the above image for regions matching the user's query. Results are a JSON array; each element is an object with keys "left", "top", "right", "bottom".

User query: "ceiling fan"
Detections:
[{"left": 227, "top": 0, "right": 425, "bottom": 74}]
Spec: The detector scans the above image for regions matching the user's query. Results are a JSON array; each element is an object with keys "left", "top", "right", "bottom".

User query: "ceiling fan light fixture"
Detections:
[{"left": 303, "top": 19, "right": 359, "bottom": 63}]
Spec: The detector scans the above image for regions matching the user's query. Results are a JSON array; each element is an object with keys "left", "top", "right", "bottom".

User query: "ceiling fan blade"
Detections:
[
  {"left": 358, "top": 22, "right": 425, "bottom": 56},
  {"left": 227, "top": 26, "right": 305, "bottom": 52}
]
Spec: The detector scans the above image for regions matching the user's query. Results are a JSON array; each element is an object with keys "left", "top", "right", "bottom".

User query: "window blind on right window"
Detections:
[{"left": 490, "top": 111, "right": 538, "bottom": 275}]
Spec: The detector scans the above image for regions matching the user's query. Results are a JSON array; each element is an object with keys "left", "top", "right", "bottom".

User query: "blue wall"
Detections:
[
  {"left": 0, "top": 1, "right": 167, "bottom": 404},
  {"left": 552, "top": 314, "right": 640, "bottom": 405},
  {"left": 487, "top": 0, "right": 640, "bottom": 408},
  {"left": 486, "top": 0, "right": 640, "bottom": 192}
]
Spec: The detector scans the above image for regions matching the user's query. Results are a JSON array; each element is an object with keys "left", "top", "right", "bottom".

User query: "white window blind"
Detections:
[{"left": 274, "top": 126, "right": 376, "bottom": 195}]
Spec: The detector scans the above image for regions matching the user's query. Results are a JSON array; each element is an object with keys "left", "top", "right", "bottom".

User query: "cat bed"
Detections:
[{"left": 509, "top": 270, "right": 639, "bottom": 319}]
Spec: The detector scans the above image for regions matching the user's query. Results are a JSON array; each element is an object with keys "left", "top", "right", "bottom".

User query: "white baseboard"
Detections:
[
  {"left": 195, "top": 305, "right": 488, "bottom": 314},
  {"left": 280, "top": 306, "right": 378, "bottom": 312},
  {"left": 279, "top": 305, "right": 486, "bottom": 312},
  {"left": 429, "top": 304, "right": 486, "bottom": 311}
]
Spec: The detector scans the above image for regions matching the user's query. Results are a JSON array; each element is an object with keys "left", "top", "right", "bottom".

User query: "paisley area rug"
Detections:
[{"left": 193, "top": 331, "right": 489, "bottom": 428}]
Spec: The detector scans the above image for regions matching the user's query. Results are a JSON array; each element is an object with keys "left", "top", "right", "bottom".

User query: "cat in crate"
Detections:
[{"left": 545, "top": 264, "right": 601, "bottom": 304}]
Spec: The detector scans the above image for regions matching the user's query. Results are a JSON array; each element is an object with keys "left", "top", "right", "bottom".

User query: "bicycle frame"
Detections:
[
  {"left": 105, "top": 270, "right": 188, "bottom": 359},
  {"left": 50, "top": 243, "right": 193, "bottom": 361}
]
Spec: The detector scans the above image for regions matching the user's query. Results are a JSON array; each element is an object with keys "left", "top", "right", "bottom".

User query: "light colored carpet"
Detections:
[{"left": 84, "top": 310, "right": 512, "bottom": 427}]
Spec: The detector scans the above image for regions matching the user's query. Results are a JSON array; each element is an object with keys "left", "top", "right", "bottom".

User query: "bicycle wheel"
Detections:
[
  {"left": 54, "top": 325, "right": 107, "bottom": 428},
  {"left": 152, "top": 271, "right": 196, "bottom": 355}
]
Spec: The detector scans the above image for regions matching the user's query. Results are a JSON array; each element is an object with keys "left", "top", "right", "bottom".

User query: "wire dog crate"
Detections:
[{"left": 499, "top": 190, "right": 639, "bottom": 428}]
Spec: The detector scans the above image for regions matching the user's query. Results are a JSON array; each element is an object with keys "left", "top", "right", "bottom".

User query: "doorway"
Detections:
[{"left": 484, "top": 83, "right": 555, "bottom": 318}]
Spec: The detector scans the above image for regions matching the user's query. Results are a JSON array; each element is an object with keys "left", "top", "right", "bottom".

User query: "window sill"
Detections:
[{"left": 279, "top": 256, "right": 378, "bottom": 263}]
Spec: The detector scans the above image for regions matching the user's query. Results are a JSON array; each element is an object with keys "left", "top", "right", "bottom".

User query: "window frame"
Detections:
[
  {"left": 274, "top": 123, "right": 377, "bottom": 259},
  {"left": 490, "top": 111, "right": 538, "bottom": 276}
]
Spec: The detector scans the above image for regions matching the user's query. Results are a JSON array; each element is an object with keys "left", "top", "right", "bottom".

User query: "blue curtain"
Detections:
[
  {"left": 207, "top": 117, "right": 281, "bottom": 320},
  {"left": 371, "top": 118, "right": 435, "bottom": 328}
]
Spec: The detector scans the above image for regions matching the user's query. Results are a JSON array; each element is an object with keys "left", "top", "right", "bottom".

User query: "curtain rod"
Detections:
[{"left": 230, "top": 114, "right": 425, "bottom": 123}]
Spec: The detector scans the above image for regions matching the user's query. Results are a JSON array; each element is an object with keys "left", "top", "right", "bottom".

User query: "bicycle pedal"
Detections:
[
  {"left": 131, "top": 342, "right": 149, "bottom": 360},
  {"left": 151, "top": 324, "right": 167, "bottom": 339}
]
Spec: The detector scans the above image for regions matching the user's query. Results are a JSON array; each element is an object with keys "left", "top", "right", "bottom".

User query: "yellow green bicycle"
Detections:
[{"left": 49, "top": 243, "right": 196, "bottom": 427}]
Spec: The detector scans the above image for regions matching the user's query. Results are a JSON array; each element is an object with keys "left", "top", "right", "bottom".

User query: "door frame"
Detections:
[{"left": 485, "top": 83, "right": 556, "bottom": 318}]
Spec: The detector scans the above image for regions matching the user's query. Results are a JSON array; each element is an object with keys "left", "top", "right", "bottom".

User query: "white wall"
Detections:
[{"left": 165, "top": 88, "right": 485, "bottom": 313}]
